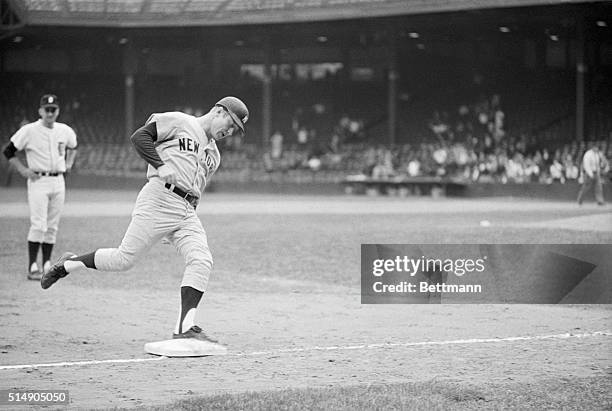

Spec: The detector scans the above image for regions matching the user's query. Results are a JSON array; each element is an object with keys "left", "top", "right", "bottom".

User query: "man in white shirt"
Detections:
[
  {"left": 3, "top": 94, "right": 78, "bottom": 279},
  {"left": 577, "top": 143, "right": 607, "bottom": 205}
]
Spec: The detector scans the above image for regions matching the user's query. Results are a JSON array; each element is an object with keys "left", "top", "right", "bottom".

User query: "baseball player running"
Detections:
[
  {"left": 3, "top": 94, "right": 77, "bottom": 280},
  {"left": 42, "top": 96, "right": 248, "bottom": 344}
]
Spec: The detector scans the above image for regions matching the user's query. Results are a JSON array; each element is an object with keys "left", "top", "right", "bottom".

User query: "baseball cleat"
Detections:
[
  {"left": 145, "top": 326, "right": 227, "bottom": 357},
  {"left": 172, "top": 325, "right": 219, "bottom": 343},
  {"left": 40, "top": 252, "right": 76, "bottom": 289},
  {"left": 27, "top": 262, "right": 42, "bottom": 281}
]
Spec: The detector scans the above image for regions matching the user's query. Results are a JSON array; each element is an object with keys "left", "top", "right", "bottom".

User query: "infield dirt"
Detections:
[{"left": 1, "top": 191, "right": 610, "bottom": 409}]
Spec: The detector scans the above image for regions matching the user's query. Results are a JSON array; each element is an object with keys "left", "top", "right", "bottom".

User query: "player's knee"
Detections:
[
  {"left": 187, "top": 248, "right": 213, "bottom": 270},
  {"left": 116, "top": 252, "right": 137, "bottom": 271},
  {"left": 30, "top": 222, "right": 47, "bottom": 233},
  {"left": 191, "top": 257, "right": 213, "bottom": 274},
  {"left": 183, "top": 258, "right": 213, "bottom": 292}
]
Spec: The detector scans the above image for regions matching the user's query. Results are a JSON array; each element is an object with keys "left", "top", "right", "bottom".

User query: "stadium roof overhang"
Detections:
[{"left": 6, "top": 0, "right": 603, "bottom": 28}]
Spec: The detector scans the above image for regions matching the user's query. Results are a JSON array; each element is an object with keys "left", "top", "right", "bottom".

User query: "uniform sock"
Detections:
[
  {"left": 42, "top": 243, "right": 54, "bottom": 263},
  {"left": 28, "top": 241, "right": 41, "bottom": 269},
  {"left": 64, "top": 251, "right": 97, "bottom": 272},
  {"left": 175, "top": 286, "right": 203, "bottom": 334}
]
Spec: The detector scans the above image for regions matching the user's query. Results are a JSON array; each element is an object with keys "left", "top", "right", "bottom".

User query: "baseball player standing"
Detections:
[
  {"left": 3, "top": 94, "right": 77, "bottom": 280},
  {"left": 42, "top": 96, "right": 248, "bottom": 346},
  {"left": 577, "top": 142, "right": 608, "bottom": 206}
]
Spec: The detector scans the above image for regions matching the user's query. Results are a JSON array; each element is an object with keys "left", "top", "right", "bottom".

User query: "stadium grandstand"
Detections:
[{"left": 1, "top": 0, "right": 611, "bottom": 196}]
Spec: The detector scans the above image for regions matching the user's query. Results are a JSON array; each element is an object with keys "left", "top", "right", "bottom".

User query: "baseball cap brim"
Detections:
[{"left": 217, "top": 104, "right": 245, "bottom": 134}]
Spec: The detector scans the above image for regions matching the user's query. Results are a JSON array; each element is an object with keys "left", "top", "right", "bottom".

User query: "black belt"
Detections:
[
  {"left": 164, "top": 183, "right": 198, "bottom": 207},
  {"left": 35, "top": 171, "right": 62, "bottom": 176}
]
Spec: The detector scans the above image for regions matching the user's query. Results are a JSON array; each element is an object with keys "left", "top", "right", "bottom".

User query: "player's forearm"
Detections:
[
  {"left": 130, "top": 123, "right": 164, "bottom": 169},
  {"left": 8, "top": 157, "right": 35, "bottom": 178},
  {"left": 8, "top": 157, "right": 27, "bottom": 172},
  {"left": 65, "top": 149, "right": 77, "bottom": 169}
]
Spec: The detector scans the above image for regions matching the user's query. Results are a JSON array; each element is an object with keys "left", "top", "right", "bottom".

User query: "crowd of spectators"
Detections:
[
  {"left": 2, "top": 74, "right": 610, "bottom": 185},
  {"left": 256, "top": 93, "right": 610, "bottom": 185}
]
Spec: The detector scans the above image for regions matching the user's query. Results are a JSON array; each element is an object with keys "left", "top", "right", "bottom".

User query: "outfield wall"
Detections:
[{"left": 3, "top": 172, "right": 610, "bottom": 201}]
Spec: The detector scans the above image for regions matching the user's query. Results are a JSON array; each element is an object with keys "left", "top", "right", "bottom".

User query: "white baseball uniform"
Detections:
[
  {"left": 94, "top": 112, "right": 220, "bottom": 292},
  {"left": 10, "top": 119, "right": 77, "bottom": 244}
]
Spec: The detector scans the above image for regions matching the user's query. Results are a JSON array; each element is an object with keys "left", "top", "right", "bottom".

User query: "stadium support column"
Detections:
[
  {"left": 575, "top": 15, "right": 586, "bottom": 142},
  {"left": 387, "top": 31, "right": 398, "bottom": 146},
  {"left": 262, "top": 38, "right": 272, "bottom": 146},
  {"left": 123, "top": 40, "right": 137, "bottom": 138},
  {"left": 125, "top": 75, "right": 135, "bottom": 137}
]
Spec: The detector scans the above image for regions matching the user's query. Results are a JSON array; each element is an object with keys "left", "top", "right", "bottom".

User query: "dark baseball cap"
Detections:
[
  {"left": 215, "top": 96, "right": 249, "bottom": 134},
  {"left": 40, "top": 94, "right": 59, "bottom": 108}
]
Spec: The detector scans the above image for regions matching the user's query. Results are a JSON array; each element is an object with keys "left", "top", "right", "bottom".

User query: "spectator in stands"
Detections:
[
  {"left": 328, "top": 133, "right": 341, "bottom": 154},
  {"left": 493, "top": 106, "right": 505, "bottom": 143},
  {"left": 307, "top": 155, "right": 322, "bottom": 172},
  {"left": 371, "top": 147, "right": 395, "bottom": 179},
  {"left": 270, "top": 130, "right": 283, "bottom": 160},
  {"left": 297, "top": 126, "right": 308, "bottom": 146},
  {"left": 505, "top": 153, "right": 525, "bottom": 183},
  {"left": 564, "top": 154, "right": 579, "bottom": 181},
  {"left": 263, "top": 151, "right": 274, "bottom": 173},
  {"left": 524, "top": 154, "right": 541, "bottom": 183},
  {"left": 429, "top": 111, "right": 449, "bottom": 141},
  {"left": 406, "top": 154, "right": 421, "bottom": 177},
  {"left": 549, "top": 153, "right": 565, "bottom": 184},
  {"left": 432, "top": 144, "right": 448, "bottom": 176}
]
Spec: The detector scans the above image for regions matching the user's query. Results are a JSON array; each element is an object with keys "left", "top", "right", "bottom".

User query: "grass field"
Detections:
[{"left": 1, "top": 188, "right": 611, "bottom": 410}]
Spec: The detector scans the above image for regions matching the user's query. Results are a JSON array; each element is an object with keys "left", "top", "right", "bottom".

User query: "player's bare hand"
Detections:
[
  {"left": 22, "top": 168, "right": 40, "bottom": 180},
  {"left": 158, "top": 164, "right": 178, "bottom": 185}
]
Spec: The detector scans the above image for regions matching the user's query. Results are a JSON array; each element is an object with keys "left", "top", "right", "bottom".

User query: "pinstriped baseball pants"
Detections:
[{"left": 94, "top": 178, "right": 213, "bottom": 292}]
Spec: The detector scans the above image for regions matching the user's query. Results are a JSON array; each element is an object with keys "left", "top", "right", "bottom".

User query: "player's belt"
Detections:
[
  {"left": 164, "top": 183, "right": 198, "bottom": 207},
  {"left": 35, "top": 171, "right": 62, "bottom": 176}
]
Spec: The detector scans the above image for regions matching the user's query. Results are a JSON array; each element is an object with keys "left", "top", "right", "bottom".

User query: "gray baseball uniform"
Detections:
[
  {"left": 94, "top": 112, "right": 220, "bottom": 292},
  {"left": 42, "top": 96, "right": 248, "bottom": 344}
]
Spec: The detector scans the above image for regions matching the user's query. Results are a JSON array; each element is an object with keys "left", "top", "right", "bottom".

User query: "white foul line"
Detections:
[
  {"left": 1, "top": 330, "right": 610, "bottom": 371},
  {"left": 236, "top": 330, "right": 612, "bottom": 356},
  {"left": 0, "top": 356, "right": 166, "bottom": 371}
]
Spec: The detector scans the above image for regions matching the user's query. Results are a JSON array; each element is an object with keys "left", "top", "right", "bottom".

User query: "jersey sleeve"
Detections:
[
  {"left": 145, "top": 112, "right": 181, "bottom": 143},
  {"left": 66, "top": 126, "right": 78, "bottom": 149},
  {"left": 9, "top": 125, "right": 30, "bottom": 150},
  {"left": 130, "top": 122, "right": 164, "bottom": 169}
]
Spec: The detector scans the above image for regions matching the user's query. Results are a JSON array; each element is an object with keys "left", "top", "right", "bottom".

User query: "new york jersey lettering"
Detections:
[
  {"left": 178, "top": 138, "right": 199, "bottom": 153},
  {"left": 204, "top": 152, "right": 216, "bottom": 174}
]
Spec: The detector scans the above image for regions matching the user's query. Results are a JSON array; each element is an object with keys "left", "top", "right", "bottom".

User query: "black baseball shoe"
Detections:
[
  {"left": 40, "top": 252, "right": 76, "bottom": 289},
  {"left": 172, "top": 326, "right": 219, "bottom": 344}
]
